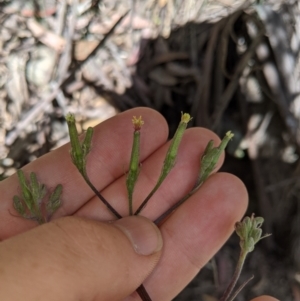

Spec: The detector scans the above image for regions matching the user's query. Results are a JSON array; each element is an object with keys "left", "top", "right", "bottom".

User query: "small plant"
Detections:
[
  {"left": 13, "top": 170, "right": 62, "bottom": 224},
  {"left": 220, "top": 214, "right": 271, "bottom": 301},
  {"left": 13, "top": 112, "right": 269, "bottom": 301}
]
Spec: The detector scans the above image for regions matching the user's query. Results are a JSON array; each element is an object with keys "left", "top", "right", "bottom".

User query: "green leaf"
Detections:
[
  {"left": 13, "top": 195, "right": 26, "bottom": 216},
  {"left": 17, "top": 170, "right": 33, "bottom": 211},
  {"left": 29, "top": 172, "right": 47, "bottom": 205},
  {"left": 47, "top": 184, "right": 63, "bottom": 215},
  {"left": 82, "top": 127, "right": 94, "bottom": 157},
  {"left": 66, "top": 113, "right": 84, "bottom": 174}
]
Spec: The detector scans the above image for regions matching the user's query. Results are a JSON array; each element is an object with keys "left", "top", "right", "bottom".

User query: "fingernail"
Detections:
[{"left": 114, "top": 216, "right": 163, "bottom": 256}]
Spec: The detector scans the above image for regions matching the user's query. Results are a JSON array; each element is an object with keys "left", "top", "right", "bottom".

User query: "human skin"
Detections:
[{"left": 0, "top": 108, "right": 278, "bottom": 301}]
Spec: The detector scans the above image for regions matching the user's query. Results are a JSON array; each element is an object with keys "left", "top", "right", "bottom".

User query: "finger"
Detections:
[
  {"left": 251, "top": 296, "right": 280, "bottom": 301},
  {"left": 0, "top": 108, "right": 168, "bottom": 238},
  {"left": 125, "top": 172, "right": 248, "bottom": 301},
  {"left": 76, "top": 127, "right": 224, "bottom": 220},
  {"left": 0, "top": 216, "right": 162, "bottom": 301}
]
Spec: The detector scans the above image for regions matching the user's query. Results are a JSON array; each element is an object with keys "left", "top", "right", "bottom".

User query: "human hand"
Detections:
[{"left": 0, "top": 108, "right": 277, "bottom": 301}]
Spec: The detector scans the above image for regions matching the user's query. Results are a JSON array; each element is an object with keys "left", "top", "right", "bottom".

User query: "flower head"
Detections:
[
  {"left": 132, "top": 116, "right": 144, "bottom": 131},
  {"left": 181, "top": 112, "right": 192, "bottom": 124},
  {"left": 235, "top": 213, "right": 271, "bottom": 253}
]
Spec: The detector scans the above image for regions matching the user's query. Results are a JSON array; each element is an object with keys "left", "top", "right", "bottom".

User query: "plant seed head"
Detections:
[
  {"left": 181, "top": 112, "right": 192, "bottom": 124},
  {"left": 235, "top": 213, "right": 270, "bottom": 253},
  {"left": 132, "top": 116, "right": 144, "bottom": 131},
  {"left": 225, "top": 131, "right": 234, "bottom": 139}
]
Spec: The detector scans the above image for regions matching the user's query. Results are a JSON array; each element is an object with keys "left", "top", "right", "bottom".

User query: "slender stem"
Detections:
[
  {"left": 227, "top": 275, "right": 254, "bottom": 301},
  {"left": 219, "top": 249, "right": 248, "bottom": 301},
  {"left": 135, "top": 180, "right": 162, "bottom": 216},
  {"left": 136, "top": 284, "right": 152, "bottom": 301},
  {"left": 129, "top": 198, "right": 133, "bottom": 216},
  {"left": 154, "top": 181, "right": 203, "bottom": 225},
  {"left": 82, "top": 170, "right": 122, "bottom": 219},
  {"left": 83, "top": 171, "right": 152, "bottom": 301},
  {"left": 154, "top": 193, "right": 188, "bottom": 225}
]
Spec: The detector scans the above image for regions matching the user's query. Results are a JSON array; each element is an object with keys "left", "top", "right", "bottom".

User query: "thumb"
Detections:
[
  {"left": 0, "top": 216, "right": 163, "bottom": 301},
  {"left": 251, "top": 297, "right": 280, "bottom": 301}
]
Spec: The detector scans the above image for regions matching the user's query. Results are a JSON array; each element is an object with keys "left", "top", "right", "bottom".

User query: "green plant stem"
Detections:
[
  {"left": 219, "top": 249, "right": 248, "bottom": 301},
  {"left": 135, "top": 113, "right": 191, "bottom": 215},
  {"left": 127, "top": 130, "right": 141, "bottom": 215},
  {"left": 81, "top": 170, "right": 122, "bottom": 219}
]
